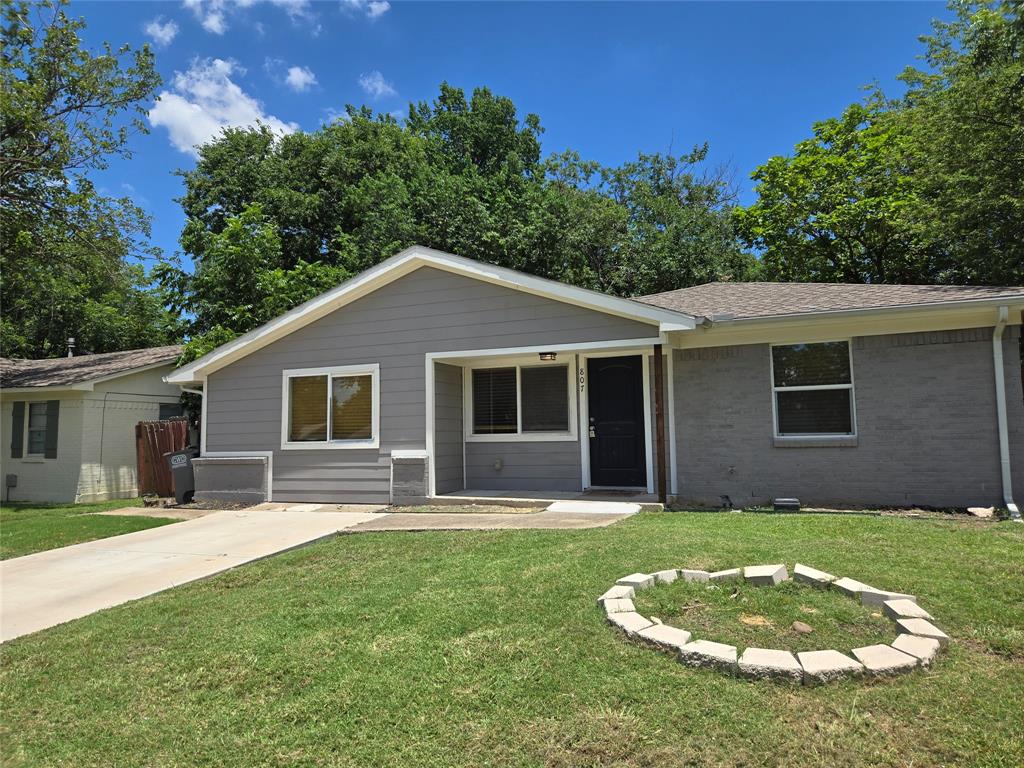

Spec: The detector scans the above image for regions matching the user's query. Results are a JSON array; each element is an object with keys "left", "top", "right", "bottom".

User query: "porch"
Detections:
[{"left": 422, "top": 337, "right": 675, "bottom": 506}]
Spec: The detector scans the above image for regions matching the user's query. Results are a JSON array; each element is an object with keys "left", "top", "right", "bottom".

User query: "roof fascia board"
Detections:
[{"left": 167, "top": 246, "right": 695, "bottom": 384}]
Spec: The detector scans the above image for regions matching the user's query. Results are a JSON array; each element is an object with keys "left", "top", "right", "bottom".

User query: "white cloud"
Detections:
[
  {"left": 358, "top": 70, "right": 395, "bottom": 99},
  {"left": 285, "top": 65, "right": 318, "bottom": 92},
  {"left": 144, "top": 17, "right": 179, "bottom": 46},
  {"left": 149, "top": 57, "right": 298, "bottom": 157},
  {"left": 342, "top": 0, "right": 390, "bottom": 20},
  {"left": 183, "top": 0, "right": 313, "bottom": 35}
]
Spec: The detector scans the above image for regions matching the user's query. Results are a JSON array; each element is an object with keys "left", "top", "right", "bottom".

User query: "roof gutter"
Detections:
[{"left": 992, "top": 306, "right": 1020, "bottom": 522}]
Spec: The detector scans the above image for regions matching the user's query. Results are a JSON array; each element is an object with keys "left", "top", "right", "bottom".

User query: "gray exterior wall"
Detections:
[
  {"left": 673, "top": 326, "right": 1024, "bottom": 509},
  {"left": 433, "top": 362, "right": 463, "bottom": 494},
  {"left": 205, "top": 266, "right": 657, "bottom": 503},
  {"left": 465, "top": 441, "right": 582, "bottom": 491}
]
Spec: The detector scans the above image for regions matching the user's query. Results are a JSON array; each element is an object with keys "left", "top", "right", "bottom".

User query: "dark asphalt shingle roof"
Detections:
[
  {"left": 0, "top": 345, "right": 182, "bottom": 389},
  {"left": 635, "top": 283, "right": 1024, "bottom": 320}
]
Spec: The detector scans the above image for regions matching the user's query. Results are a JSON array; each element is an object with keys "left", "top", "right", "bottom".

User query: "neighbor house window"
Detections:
[
  {"left": 27, "top": 402, "right": 47, "bottom": 455},
  {"left": 282, "top": 365, "right": 379, "bottom": 449},
  {"left": 771, "top": 341, "right": 855, "bottom": 437},
  {"left": 469, "top": 363, "right": 574, "bottom": 440}
]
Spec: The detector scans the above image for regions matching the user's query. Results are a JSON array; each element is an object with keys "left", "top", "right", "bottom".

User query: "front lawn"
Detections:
[
  {"left": 0, "top": 499, "right": 177, "bottom": 559},
  {"left": 1, "top": 513, "right": 1022, "bottom": 767}
]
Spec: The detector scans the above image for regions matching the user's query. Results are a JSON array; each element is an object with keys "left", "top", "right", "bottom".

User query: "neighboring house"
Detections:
[
  {"left": 1, "top": 346, "right": 184, "bottom": 503},
  {"left": 166, "top": 246, "right": 1024, "bottom": 511}
]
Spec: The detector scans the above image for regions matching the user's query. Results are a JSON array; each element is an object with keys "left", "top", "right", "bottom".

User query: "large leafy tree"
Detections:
[
  {"left": 0, "top": 0, "right": 175, "bottom": 358},
  {"left": 165, "top": 83, "right": 751, "bottom": 343},
  {"left": 737, "top": 1, "right": 1023, "bottom": 286}
]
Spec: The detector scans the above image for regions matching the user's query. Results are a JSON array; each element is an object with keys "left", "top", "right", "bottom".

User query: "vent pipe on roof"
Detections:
[
  {"left": 67, "top": 337, "right": 75, "bottom": 357},
  {"left": 992, "top": 306, "right": 1020, "bottom": 522}
]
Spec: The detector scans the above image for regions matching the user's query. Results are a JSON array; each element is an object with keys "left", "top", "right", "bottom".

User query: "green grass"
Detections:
[
  {"left": 1, "top": 512, "right": 1022, "bottom": 767},
  {"left": 636, "top": 578, "right": 896, "bottom": 654},
  {"left": 0, "top": 499, "right": 177, "bottom": 559}
]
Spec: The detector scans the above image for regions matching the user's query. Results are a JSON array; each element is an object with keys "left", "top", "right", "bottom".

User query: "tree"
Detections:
[
  {"left": 0, "top": 0, "right": 174, "bottom": 357},
  {"left": 734, "top": 101, "right": 936, "bottom": 283},
  {"left": 895, "top": 1, "right": 1023, "bottom": 284},
  {"left": 736, "top": 1, "right": 1023, "bottom": 286},
  {"left": 165, "top": 83, "right": 751, "bottom": 340}
]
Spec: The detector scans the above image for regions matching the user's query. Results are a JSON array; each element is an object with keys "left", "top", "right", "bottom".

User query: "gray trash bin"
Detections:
[{"left": 164, "top": 447, "right": 199, "bottom": 504}]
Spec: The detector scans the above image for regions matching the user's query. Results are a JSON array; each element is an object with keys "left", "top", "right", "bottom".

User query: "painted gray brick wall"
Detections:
[
  {"left": 205, "top": 266, "right": 656, "bottom": 503},
  {"left": 433, "top": 362, "right": 463, "bottom": 494},
  {"left": 673, "top": 326, "right": 1024, "bottom": 508}
]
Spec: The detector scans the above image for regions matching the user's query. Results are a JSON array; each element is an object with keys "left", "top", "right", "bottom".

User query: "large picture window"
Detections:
[
  {"left": 771, "top": 341, "right": 855, "bottom": 437},
  {"left": 468, "top": 362, "right": 575, "bottom": 441},
  {"left": 282, "top": 365, "right": 379, "bottom": 449}
]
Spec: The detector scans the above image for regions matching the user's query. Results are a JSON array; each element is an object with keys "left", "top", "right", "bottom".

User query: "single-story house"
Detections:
[
  {"left": 166, "top": 246, "right": 1023, "bottom": 512},
  {"left": 1, "top": 346, "right": 184, "bottom": 503}
]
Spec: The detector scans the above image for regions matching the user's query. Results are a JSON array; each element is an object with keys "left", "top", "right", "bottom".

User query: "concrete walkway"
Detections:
[
  {"left": 348, "top": 508, "right": 637, "bottom": 532},
  {"left": 0, "top": 506, "right": 385, "bottom": 643}
]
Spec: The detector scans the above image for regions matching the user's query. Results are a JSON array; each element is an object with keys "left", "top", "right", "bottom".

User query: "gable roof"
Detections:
[
  {"left": 636, "top": 282, "right": 1024, "bottom": 321},
  {"left": 0, "top": 345, "right": 182, "bottom": 390},
  {"left": 166, "top": 246, "right": 697, "bottom": 384}
]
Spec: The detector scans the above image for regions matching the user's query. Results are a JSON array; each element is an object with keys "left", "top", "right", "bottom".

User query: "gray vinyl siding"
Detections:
[
  {"left": 205, "top": 266, "right": 657, "bottom": 503},
  {"left": 433, "top": 362, "right": 463, "bottom": 494},
  {"left": 672, "top": 326, "right": 1024, "bottom": 509},
  {"left": 465, "top": 441, "right": 582, "bottom": 491}
]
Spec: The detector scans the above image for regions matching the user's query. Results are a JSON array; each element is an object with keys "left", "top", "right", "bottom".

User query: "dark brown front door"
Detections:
[{"left": 587, "top": 355, "right": 647, "bottom": 487}]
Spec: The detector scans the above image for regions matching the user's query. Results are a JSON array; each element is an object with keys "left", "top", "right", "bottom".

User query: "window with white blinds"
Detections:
[
  {"left": 771, "top": 342, "right": 855, "bottom": 437},
  {"left": 470, "top": 363, "right": 574, "bottom": 439},
  {"left": 283, "top": 365, "right": 379, "bottom": 448}
]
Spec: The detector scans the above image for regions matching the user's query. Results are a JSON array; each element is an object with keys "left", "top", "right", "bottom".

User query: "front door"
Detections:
[{"left": 587, "top": 355, "right": 647, "bottom": 487}]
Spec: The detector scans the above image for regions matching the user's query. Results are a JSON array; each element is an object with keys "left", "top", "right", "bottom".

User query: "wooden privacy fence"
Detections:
[{"left": 136, "top": 418, "right": 189, "bottom": 497}]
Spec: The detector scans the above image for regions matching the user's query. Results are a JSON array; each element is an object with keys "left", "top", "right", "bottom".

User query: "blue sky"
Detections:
[{"left": 73, "top": 1, "right": 950, "bottom": 269}]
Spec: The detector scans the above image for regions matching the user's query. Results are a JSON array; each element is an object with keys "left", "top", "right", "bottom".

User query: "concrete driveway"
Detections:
[{"left": 0, "top": 505, "right": 386, "bottom": 643}]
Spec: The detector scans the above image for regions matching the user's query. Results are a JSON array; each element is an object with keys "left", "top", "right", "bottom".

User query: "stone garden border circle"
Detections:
[{"left": 598, "top": 563, "right": 948, "bottom": 685}]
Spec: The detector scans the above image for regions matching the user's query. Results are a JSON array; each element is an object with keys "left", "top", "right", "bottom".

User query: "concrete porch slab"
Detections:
[
  {"left": 433, "top": 489, "right": 663, "bottom": 511},
  {"left": 545, "top": 500, "right": 642, "bottom": 515}
]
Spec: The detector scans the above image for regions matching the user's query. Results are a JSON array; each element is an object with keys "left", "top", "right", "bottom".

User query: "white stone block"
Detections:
[
  {"left": 708, "top": 568, "right": 741, "bottom": 582},
  {"left": 678, "top": 640, "right": 738, "bottom": 672},
  {"left": 861, "top": 588, "right": 916, "bottom": 607},
  {"left": 797, "top": 650, "right": 864, "bottom": 685},
  {"left": 602, "top": 598, "right": 635, "bottom": 614},
  {"left": 891, "top": 633, "right": 941, "bottom": 666},
  {"left": 616, "top": 573, "right": 655, "bottom": 590},
  {"left": 635, "top": 624, "right": 692, "bottom": 652},
  {"left": 895, "top": 618, "right": 949, "bottom": 647},
  {"left": 743, "top": 564, "right": 789, "bottom": 586},
  {"left": 607, "top": 611, "right": 654, "bottom": 638},
  {"left": 793, "top": 563, "right": 837, "bottom": 588},
  {"left": 852, "top": 644, "right": 919, "bottom": 676},
  {"left": 883, "top": 599, "right": 932, "bottom": 621},
  {"left": 652, "top": 569, "right": 678, "bottom": 584},
  {"left": 737, "top": 647, "right": 802, "bottom": 682},
  {"left": 679, "top": 569, "right": 711, "bottom": 582},
  {"left": 596, "top": 585, "right": 634, "bottom": 605},
  {"left": 831, "top": 577, "right": 872, "bottom": 597}
]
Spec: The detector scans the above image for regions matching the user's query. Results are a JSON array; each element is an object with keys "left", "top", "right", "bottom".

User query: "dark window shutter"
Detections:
[
  {"left": 44, "top": 399, "right": 60, "bottom": 459},
  {"left": 10, "top": 401, "right": 24, "bottom": 458}
]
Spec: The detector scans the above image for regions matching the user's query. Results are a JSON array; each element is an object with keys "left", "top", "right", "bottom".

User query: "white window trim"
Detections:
[
  {"left": 463, "top": 356, "right": 578, "bottom": 443},
  {"left": 280, "top": 364, "right": 380, "bottom": 450},
  {"left": 769, "top": 340, "right": 857, "bottom": 439}
]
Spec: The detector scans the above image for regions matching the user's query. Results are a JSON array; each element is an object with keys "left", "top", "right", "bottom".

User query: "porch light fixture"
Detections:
[{"left": 538, "top": 352, "right": 557, "bottom": 361}]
